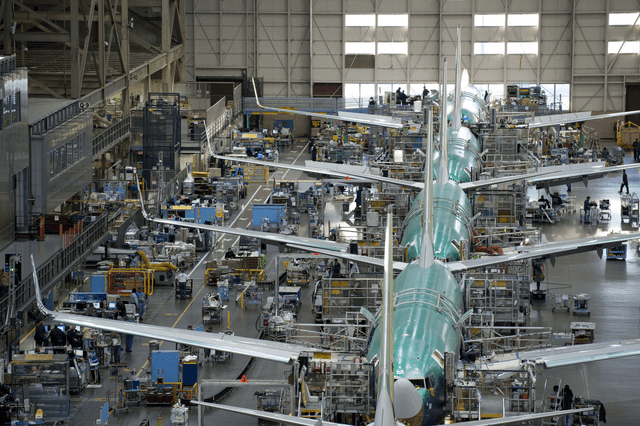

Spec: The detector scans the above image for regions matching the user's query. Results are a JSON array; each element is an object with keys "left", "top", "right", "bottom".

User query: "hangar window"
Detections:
[
  {"left": 507, "top": 42, "right": 538, "bottom": 55},
  {"left": 378, "top": 42, "right": 408, "bottom": 55},
  {"left": 507, "top": 14, "right": 539, "bottom": 27},
  {"left": 609, "top": 13, "right": 640, "bottom": 26},
  {"left": 345, "top": 14, "right": 375, "bottom": 27},
  {"left": 608, "top": 41, "right": 640, "bottom": 54},
  {"left": 474, "top": 42, "right": 505, "bottom": 55},
  {"left": 474, "top": 14, "right": 505, "bottom": 27},
  {"left": 378, "top": 14, "right": 408, "bottom": 27},
  {"left": 345, "top": 42, "right": 376, "bottom": 55}
]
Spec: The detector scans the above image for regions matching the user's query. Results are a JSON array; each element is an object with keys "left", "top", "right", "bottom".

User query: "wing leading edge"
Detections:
[{"left": 30, "top": 256, "right": 311, "bottom": 364}]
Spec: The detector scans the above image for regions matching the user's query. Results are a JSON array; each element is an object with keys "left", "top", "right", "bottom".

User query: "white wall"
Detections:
[{"left": 186, "top": 0, "right": 640, "bottom": 111}]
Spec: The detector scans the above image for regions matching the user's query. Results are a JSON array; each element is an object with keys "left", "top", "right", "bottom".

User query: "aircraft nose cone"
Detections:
[{"left": 394, "top": 378, "right": 423, "bottom": 419}]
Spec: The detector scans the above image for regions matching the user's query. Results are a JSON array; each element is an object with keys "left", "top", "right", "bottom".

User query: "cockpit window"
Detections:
[{"left": 408, "top": 378, "right": 426, "bottom": 389}]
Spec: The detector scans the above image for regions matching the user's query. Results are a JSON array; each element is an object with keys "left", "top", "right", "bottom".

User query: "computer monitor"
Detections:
[
  {"left": 108, "top": 302, "right": 116, "bottom": 309},
  {"left": 56, "top": 325, "right": 65, "bottom": 332},
  {"left": 75, "top": 326, "right": 81, "bottom": 332},
  {"left": 74, "top": 349, "right": 84, "bottom": 357},
  {"left": 93, "top": 302, "right": 101, "bottom": 309},
  {"left": 44, "top": 325, "right": 50, "bottom": 332}
]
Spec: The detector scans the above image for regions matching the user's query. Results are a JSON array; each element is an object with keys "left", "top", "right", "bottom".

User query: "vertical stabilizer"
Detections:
[
  {"left": 453, "top": 25, "right": 462, "bottom": 131},
  {"left": 419, "top": 109, "right": 435, "bottom": 269},
  {"left": 374, "top": 210, "right": 396, "bottom": 426},
  {"left": 437, "top": 58, "right": 449, "bottom": 185}
]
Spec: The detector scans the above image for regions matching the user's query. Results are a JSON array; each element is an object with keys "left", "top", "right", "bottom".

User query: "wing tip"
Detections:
[{"left": 31, "top": 255, "right": 49, "bottom": 315}]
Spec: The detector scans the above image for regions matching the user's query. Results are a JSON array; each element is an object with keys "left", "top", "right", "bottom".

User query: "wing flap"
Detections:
[{"left": 448, "top": 233, "right": 640, "bottom": 273}]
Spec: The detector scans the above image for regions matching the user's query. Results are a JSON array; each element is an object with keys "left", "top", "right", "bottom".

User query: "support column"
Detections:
[
  {"left": 121, "top": 0, "right": 130, "bottom": 114},
  {"left": 98, "top": 0, "right": 105, "bottom": 88},
  {"left": 70, "top": 0, "right": 80, "bottom": 98},
  {"left": 3, "top": 0, "right": 12, "bottom": 55},
  {"left": 162, "top": 0, "right": 170, "bottom": 92}
]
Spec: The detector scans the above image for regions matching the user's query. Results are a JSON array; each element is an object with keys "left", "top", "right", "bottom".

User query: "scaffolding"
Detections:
[
  {"left": 464, "top": 272, "right": 530, "bottom": 327},
  {"left": 317, "top": 276, "right": 382, "bottom": 324},
  {"left": 142, "top": 93, "right": 181, "bottom": 184}
]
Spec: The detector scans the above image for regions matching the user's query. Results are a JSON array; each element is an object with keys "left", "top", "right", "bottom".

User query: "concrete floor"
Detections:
[{"left": 17, "top": 139, "right": 640, "bottom": 425}]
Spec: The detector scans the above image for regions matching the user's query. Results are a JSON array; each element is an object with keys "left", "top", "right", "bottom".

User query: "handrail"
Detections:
[{"left": 0, "top": 212, "right": 109, "bottom": 321}]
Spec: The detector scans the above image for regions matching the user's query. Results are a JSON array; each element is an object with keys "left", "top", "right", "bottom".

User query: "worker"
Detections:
[
  {"left": 224, "top": 248, "right": 236, "bottom": 259},
  {"left": 176, "top": 270, "right": 189, "bottom": 300},
  {"left": 399, "top": 90, "right": 408, "bottom": 105},
  {"left": 634, "top": 138, "right": 640, "bottom": 162},
  {"left": 620, "top": 169, "right": 629, "bottom": 194},
  {"left": 130, "top": 289, "right": 139, "bottom": 317},
  {"left": 538, "top": 195, "right": 551, "bottom": 209},
  {"left": 601, "top": 146, "right": 609, "bottom": 161},
  {"left": 34, "top": 321, "right": 48, "bottom": 347},
  {"left": 110, "top": 331, "right": 121, "bottom": 364},
  {"left": 331, "top": 259, "right": 341, "bottom": 278},
  {"left": 82, "top": 326, "right": 93, "bottom": 351},
  {"left": 422, "top": 85, "right": 429, "bottom": 99},
  {"left": 135, "top": 287, "right": 146, "bottom": 322},
  {"left": 395, "top": 87, "right": 402, "bottom": 104},
  {"left": 583, "top": 196, "right": 595, "bottom": 223},
  {"left": 66, "top": 326, "right": 81, "bottom": 348},
  {"left": 49, "top": 325, "right": 66, "bottom": 347},
  {"left": 368, "top": 97, "right": 375, "bottom": 106},
  {"left": 116, "top": 297, "right": 126, "bottom": 319},
  {"left": 561, "top": 384, "right": 574, "bottom": 426},
  {"left": 124, "top": 315, "right": 135, "bottom": 352}
]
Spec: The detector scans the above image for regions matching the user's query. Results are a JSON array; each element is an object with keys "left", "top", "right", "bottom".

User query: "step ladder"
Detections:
[
  {"left": 540, "top": 378, "right": 564, "bottom": 426},
  {"left": 589, "top": 138, "right": 601, "bottom": 156}
]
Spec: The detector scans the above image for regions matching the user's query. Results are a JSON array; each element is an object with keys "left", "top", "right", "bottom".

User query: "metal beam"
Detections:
[
  {"left": 29, "top": 76, "right": 64, "bottom": 98},
  {"left": 70, "top": 0, "right": 80, "bottom": 98},
  {"left": 13, "top": 32, "right": 70, "bottom": 42}
]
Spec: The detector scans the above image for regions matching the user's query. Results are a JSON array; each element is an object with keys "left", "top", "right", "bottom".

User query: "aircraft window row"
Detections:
[
  {"left": 608, "top": 41, "right": 640, "bottom": 54},
  {"left": 609, "top": 12, "right": 640, "bottom": 26},
  {"left": 49, "top": 134, "right": 85, "bottom": 179},
  {"left": 2, "top": 92, "right": 20, "bottom": 129},
  {"left": 344, "top": 42, "right": 408, "bottom": 55},
  {"left": 475, "top": 14, "right": 539, "bottom": 27},
  {"left": 345, "top": 14, "right": 408, "bottom": 27}
]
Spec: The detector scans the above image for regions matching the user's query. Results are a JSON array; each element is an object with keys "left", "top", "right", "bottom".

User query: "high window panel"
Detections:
[
  {"left": 608, "top": 41, "right": 640, "bottom": 54},
  {"left": 474, "top": 42, "right": 505, "bottom": 55},
  {"left": 474, "top": 14, "right": 505, "bottom": 27},
  {"left": 378, "top": 42, "right": 408, "bottom": 55},
  {"left": 345, "top": 42, "right": 376, "bottom": 55},
  {"left": 378, "top": 14, "right": 408, "bottom": 27},
  {"left": 507, "top": 14, "right": 539, "bottom": 27},
  {"left": 609, "top": 13, "right": 640, "bottom": 26},
  {"left": 507, "top": 42, "right": 538, "bottom": 55},
  {"left": 345, "top": 14, "right": 376, "bottom": 27}
]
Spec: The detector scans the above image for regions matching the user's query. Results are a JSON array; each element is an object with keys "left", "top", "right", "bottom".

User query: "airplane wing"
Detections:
[
  {"left": 523, "top": 109, "right": 640, "bottom": 129},
  {"left": 191, "top": 400, "right": 347, "bottom": 426},
  {"left": 149, "top": 217, "right": 349, "bottom": 253},
  {"left": 447, "top": 232, "right": 640, "bottom": 273},
  {"left": 481, "top": 339, "right": 640, "bottom": 370},
  {"left": 459, "top": 162, "right": 640, "bottom": 192},
  {"left": 287, "top": 244, "right": 408, "bottom": 272},
  {"left": 30, "top": 256, "right": 312, "bottom": 364},
  {"left": 250, "top": 78, "right": 403, "bottom": 129},
  {"left": 192, "top": 400, "right": 592, "bottom": 426},
  {"left": 213, "top": 154, "right": 423, "bottom": 190}
]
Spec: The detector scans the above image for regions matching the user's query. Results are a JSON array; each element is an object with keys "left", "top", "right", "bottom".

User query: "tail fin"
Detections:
[
  {"left": 31, "top": 255, "right": 50, "bottom": 315},
  {"left": 375, "top": 210, "right": 395, "bottom": 426}
]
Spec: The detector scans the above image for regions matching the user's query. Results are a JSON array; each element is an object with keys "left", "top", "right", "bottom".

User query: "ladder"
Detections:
[
  {"left": 589, "top": 138, "right": 601, "bottom": 156},
  {"left": 540, "top": 378, "right": 563, "bottom": 426}
]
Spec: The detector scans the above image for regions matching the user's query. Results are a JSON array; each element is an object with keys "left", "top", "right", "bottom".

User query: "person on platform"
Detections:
[
  {"left": 176, "top": 270, "right": 189, "bottom": 300},
  {"left": 620, "top": 170, "right": 630, "bottom": 194},
  {"left": 224, "top": 248, "right": 236, "bottom": 259},
  {"left": 34, "top": 321, "right": 48, "bottom": 347}
]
